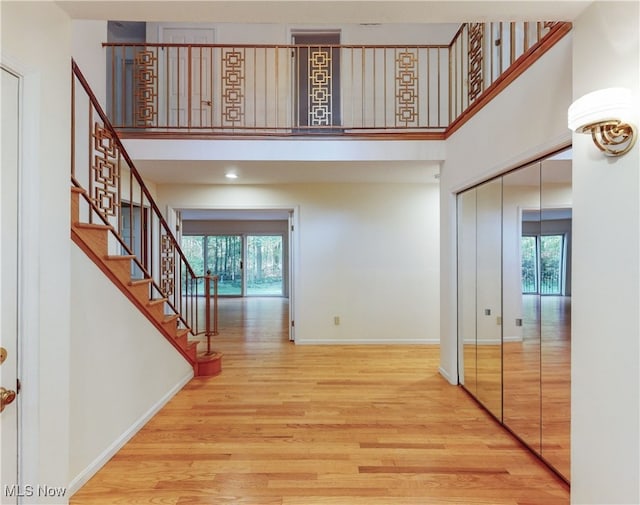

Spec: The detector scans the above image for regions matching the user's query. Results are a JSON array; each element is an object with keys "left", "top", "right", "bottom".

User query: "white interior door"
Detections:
[
  {"left": 161, "top": 27, "right": 215, "bottom": 128},
  {"left": 1, "top": 65, "right": 20, "bottom": 505}
]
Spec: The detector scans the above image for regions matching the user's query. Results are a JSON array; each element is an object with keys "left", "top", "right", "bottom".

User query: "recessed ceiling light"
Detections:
[{"left": 225, "top": 172, "right": 238, "bottom": 179}]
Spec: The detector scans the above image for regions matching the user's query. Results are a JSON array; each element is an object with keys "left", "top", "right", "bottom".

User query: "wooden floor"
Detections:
[
  {"left": 71, "top": 297, "right": 569, "bottom": 505},
  {"left": 503, "top": 295, "right": 571, "bottom": 480}
]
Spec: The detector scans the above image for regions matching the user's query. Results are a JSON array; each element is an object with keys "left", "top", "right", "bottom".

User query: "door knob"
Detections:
[{"left": 0, "top": 387, "right": 17, "bottom": 413}]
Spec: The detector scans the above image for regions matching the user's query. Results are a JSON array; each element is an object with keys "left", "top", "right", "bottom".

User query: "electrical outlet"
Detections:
[{"left": 334, "top": 316, "right": 340, "bottom": 326}]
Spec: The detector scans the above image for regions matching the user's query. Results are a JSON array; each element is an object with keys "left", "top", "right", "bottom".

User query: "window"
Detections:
[
  {"left": 206, "top": 235, "right": 242, "bottom": 296},
  {"left": 181, "top": 233, "right": 285, "bottom": 296},
  {"left": 180, "top": 235, "right": 205, "bottom": 294},
  {"left": 540, "top": 235, "right": 564, "bottom": 295},
  {"left": 181, "top": 235, "right": 205, "bottom": 276},
  {"left": 520, "top": 234, "right": 566, "bottom": 295},
  {"left": 246, "top": 235, "right": 283, "bottom": 296},
  {"left": 521, "top": 235, "right": 538, "bottom": 294}
]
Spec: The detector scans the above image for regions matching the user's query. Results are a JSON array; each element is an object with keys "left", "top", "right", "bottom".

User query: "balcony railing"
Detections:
[
  {"left": 103, "top": 22, "right": 570, "bottom": 137},
  {"left": 448, "top": 21, "right": 566, "bottom": 123}
]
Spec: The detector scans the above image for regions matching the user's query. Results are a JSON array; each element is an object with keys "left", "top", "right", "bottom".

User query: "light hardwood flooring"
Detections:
[
  {"left": 71, "top": 297, "right": 569, "bottom": 505},
  {"left": 503, "top": 295, "right": 571, "bottom": 480}
]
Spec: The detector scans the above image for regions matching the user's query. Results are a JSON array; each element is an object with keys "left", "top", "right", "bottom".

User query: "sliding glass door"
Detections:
[
  {"left": 207, "top": 235, "right": 242, "bottom": 296},
  {"left": 246, "top": 235, "right": 283, "bottom": 296},
  {"left": 181, "top": 233, "right": 284, "bottom": 296}
]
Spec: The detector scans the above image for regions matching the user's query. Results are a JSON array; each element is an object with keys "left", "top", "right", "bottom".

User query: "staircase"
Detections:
[
  {"left": 71, "top": 61, "right": 221, "bottom": 377},
  {"left": 71, "top": 205, "right": 223, "bottom": 376}
]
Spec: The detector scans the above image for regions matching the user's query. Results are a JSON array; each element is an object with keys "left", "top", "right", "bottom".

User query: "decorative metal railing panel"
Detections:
[
  {"left": 222, "top": 49, "right": 245, "bottom": 126},
  {"left": 134, "top": 49, "right": 158, "bottom": 127},
  {"left": 104, "top": 22, "right": 569, "bottom": 135},
  {"left": 449, "top": 21, "right": 565, "bottom": 123},
  {"left": 467, "top": 23, "right": 484, "bottom": 103},
  {"left": 308, "top": 47, "right": 333, "bottom": 126},
  {"left": 395, "top": 50, "right": 419, "bottom": 127},
  {"left": 90, "top": 123, "right": 120, "bottom": 219},
  {"left": 72, "top": 60, "right": 215, "bottom": 338}
]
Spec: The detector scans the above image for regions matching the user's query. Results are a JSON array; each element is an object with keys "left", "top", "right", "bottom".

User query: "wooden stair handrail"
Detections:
[
  {"left": 71, "top": 178, "right": 199, "bottom": 336},
  {"left": 72, "top": 60, "right": 197, "bottom": 281},
  {"left": 71, "top": 179, "right": 146, "bottom": 270},
  {"left": 71, "top": 60, "right": 205, "bottom": 337}
]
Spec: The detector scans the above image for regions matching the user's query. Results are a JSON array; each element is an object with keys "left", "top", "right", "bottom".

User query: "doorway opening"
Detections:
[{"left": 178, "top": 208, "right": 296, "bottom": 341}]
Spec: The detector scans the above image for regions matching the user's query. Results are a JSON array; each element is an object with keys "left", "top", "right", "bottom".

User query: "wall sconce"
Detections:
[{"left": 568, "top": 87, "right": 637, "bottom": 157}]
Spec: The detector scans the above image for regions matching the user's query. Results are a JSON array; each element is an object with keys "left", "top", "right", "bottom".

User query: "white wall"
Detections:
[
  {"left": 72, "top": 20, "right": 108, "bottom": 103},
  {"left": 439, "top": 33, "right": 573, "bottom": 383},
  {"left": 146, "top": 22, "right": 459, "bottom": 45},
  {"left": 1, "top": 3, "right": 72, "bottom": 501},
  {"left": 571, "top": 2, "right": 639, "bottom": 503},
  {"left": 158, "top": 181, "right": 440, "bottom": 344},
  {"left": 183, "top": 220, "right": 288, "bottom": 235},
  {"left": 69, "top": 245, "right": 193, "bottom": 494}
]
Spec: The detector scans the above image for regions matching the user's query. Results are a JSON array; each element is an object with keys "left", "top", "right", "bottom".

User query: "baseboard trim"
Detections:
[
  {"left": 439, "top": 366, "right": 458, "bottom": 385},
  {"left": 68, "top": 370, "right": 194, "bottom": 496},
  {"left": 464, "top": 337, "right": 523, "bottom": 344},
  {"left": 295, "top": 338, "right": 440, "bottom": 345}
]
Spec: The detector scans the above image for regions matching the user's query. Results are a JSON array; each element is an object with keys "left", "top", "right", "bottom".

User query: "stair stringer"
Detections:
[{"left": 70, "top": 220, "right": 199, "bottom": 373}]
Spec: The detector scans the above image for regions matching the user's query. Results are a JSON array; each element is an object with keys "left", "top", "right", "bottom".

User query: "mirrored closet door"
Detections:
[
  {"left": 457, "top": 147, "right": 572, "bottom": 482},
  {"left": 502, "top": 161, "right": 542, "bottom": 453}
]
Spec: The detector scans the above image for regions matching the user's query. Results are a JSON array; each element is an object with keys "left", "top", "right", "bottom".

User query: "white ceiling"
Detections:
[
  {"left": 135, "top": 159, "right": 441, "bottom": 185},
  {"left": 56, "top": 1, "right": 592, "bottom": 24}
]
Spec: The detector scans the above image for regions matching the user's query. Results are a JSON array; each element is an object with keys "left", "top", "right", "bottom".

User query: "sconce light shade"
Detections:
[{"left": 568, "top": 87, "right": 637, "bottom": 157}]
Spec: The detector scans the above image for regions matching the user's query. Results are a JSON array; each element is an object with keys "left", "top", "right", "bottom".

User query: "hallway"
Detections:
[{"left": 71, "top": 297, "right": 569, "bottom": 505}]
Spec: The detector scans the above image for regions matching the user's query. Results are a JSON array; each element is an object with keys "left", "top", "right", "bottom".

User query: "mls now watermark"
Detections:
[{"left": 4, "top": 485, "right": 67, "bottom": 498}]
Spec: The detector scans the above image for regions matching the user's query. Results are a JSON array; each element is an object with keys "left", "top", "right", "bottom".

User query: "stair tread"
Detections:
[
  {"left": 128, "top": 278, "right": 152, "bottom": 286},
  {"left": 74, "top": 222, "right": 113, "bottom": 231},
  {"left": 72, "top": 183, "right": 201, "bottom": 374}
]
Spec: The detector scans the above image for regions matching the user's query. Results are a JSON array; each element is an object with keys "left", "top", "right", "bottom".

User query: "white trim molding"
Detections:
[
  {"left": 1, "top": 52, "right": 42, "bottom": 500},
  {"left": 295, "top": 338, "right": 440, "bottom": 345}
]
